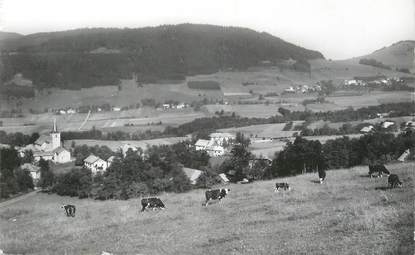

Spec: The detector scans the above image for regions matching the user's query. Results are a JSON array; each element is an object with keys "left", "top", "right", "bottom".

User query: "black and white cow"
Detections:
[
  {"left": 141, "top": 197, "right": 165, "bottom": 212},
  {"left": 388, "top": 174, "right": 402, "bottom": 188},
  {"left": 318, "top": 168, "right": 326, "bottom": 184},
  {"left": 61, "top": 204, "right": 76, "bottom": 217},
  {"left": 204, "top": 188, "right": 230, "bottom": 206},
  {"left": 274, "top": 182, "right": 290, "bottom": 192},
  {"left": 369, "top": 164, "right": 390, "bottom": 178}
]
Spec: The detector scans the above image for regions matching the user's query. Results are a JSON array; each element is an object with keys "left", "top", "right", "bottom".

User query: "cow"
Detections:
[
  {"left": 318, "top": 168, "right": 326, "bottom": 184},
  {"left": 388, "top": 174, "right": 402, "bottom": 188},
  {"left": 204, "top": 188, "right": 230, "bottom": 206},
  {"left": 369, "top": 164, "right": 390, "bottom": 178},
  {"left": 274, "top": 182, "right": 290, "bottom": 192},
  {"left": 61, "top": 204, "right": 76, "bottom": 217},
  {"left": 141, "top": 197, "right": 165, "bottom": 212}
]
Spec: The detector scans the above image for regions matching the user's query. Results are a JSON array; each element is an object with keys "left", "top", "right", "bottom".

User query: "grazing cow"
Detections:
[
  {"left": 274, "top": 182, "right": 290, "bottom": 192},
  {"left": 388, "top": 174, "right": 402, "bottom": 188},
  {"left": 141, "top": 197, "right": 165, "bottom": 212},
  {"left": 369, "top": 164, "right": 390, "bottom": 178},
  {"left": 61, "top": 204, "right": 76, "bottom": 217},
  {"left": 204, "top": 188, "right": 230, "bottom": 206},
  {"left": 318, "top": 168, "right": 326, "bottom": 184}
]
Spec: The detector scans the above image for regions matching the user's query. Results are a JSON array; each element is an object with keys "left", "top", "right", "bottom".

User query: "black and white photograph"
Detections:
[{"left": 0, "top": 0, "right": 414, "bottom": 254}]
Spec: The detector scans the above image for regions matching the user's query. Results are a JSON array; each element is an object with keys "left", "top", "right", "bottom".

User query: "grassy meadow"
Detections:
[{"left": 0, "top": 162, "right": 413, "bottom": 255}]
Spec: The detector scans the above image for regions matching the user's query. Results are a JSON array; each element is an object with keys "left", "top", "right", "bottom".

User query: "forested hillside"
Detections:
[{"left": 0, "top": 24, "right": 324, "bottom": 89}]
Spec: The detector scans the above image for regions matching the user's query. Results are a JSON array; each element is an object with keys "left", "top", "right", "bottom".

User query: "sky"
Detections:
[{"left": 0, "top": 0, "right": 414, "bottom": 59}]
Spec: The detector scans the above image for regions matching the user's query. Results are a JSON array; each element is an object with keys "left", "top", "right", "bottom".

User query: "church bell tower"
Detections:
[{"left": 50, "top": 118, "right": 61, "bottom": 150}]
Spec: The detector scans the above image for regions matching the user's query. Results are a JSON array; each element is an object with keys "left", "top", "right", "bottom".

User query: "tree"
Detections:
[
  {"left": 38, "top": 158, "right": 54, "bottom": 188},
  {"left": 14, "top": 168, "right": 34, "bottom": 192},
  {"left": 21, "top": 150, "right": 34, "bottom": 164}
]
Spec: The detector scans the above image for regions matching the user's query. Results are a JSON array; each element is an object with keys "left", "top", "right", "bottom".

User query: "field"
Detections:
[
  {"left": 248, "top": 134, "right": 363, "bottom": 159},
  {"left": 63, "top": 137, "right": 189, "bottom": 152},
  {"left": 0, "top": 162, "right": 413, "bottom": 255}
]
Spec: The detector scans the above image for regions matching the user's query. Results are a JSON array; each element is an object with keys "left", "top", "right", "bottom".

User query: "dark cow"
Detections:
[
  {"left": 141, "top": 197, "right": 165, "bottom": 212},
  {"left": 318, "top": 168, "right": 326, "bottom": 184},
  {"left": 61, "top": 204, "right": 76, "bottom": 217},
  {"left": 204, "top": 188, "right": 230, "bottom": 206},
  {"left": 388, "top": 174, "right": 402, "bottom": 188},
  {"left": 274, "top": 182, "right": 290, "bottom": 192},
  {"left": 369, "top": 164, "right": 390, "bottom": 178}
]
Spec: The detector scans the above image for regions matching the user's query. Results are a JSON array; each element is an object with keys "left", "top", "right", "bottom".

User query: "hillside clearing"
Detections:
[{"left": 0, "top": 162, "right": 413, "bottom": 254}]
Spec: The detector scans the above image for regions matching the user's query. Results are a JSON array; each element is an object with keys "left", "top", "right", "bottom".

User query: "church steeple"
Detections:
[
  {"left": 52, "top": 118, "right": 57, "bottom": 133},
  {"left": 50, "top": 119, "right": 61, "bottom": 150}
]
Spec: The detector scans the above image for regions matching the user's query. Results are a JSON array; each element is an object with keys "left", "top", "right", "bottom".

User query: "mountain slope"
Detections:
[
  {"left": 351, "top": 41, "right": 415, "bottom": 71},
  {"left": 0, "top": 31, "right": 23, "bottom": 41},
  {"left": 0, "top": 24, "right": 324, "bottom": 89}
]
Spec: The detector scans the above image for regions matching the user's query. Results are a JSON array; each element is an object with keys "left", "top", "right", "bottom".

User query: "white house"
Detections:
[
  {"left": 381, "top": 121, "right": 395, "bottom": 129},
  {"left": 206, "top": 145, "right": 225, "bottom": 157},
  {"left": 195, "top": 139, "right": 210, "bottom": 151},
  {"left": 84, "top": 154, "right": 108, "bottom": 175},
  {"left": 52, "top": 147, "right": 71, "bottom": 163},
  {"left": 360, "top": 125, "right": 374, "bottom": 133}
]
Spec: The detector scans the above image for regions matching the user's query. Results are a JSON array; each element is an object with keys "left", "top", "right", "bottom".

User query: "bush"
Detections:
[
  {"left": 14, "top": 168, "right": 34, "bottom": 192},
  {"left": 52, "top": 168, "right": 92, "bottom": 198},
  {"left": 359, "top": 58, "right": 391, "bottom": 69},
  {"left": 196, "top": 168, "right": 221, "bottom": 189},
  {"left": 126, "top": 182, "right": 149, "bottom": 198}
]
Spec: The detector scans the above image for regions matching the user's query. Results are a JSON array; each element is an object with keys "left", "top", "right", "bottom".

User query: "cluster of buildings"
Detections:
[
  {"left": 18, "top": 120, "right": 71, "bottom": 164},
  {"left": 195, "top": 132, "right": 235, "bottom": 157},
  {"left": 360, "top": 120, "right": 396, "bottom": 133},
  {"left": 343, "top": 77, "right": 405, "bottom": 87},
  {"left": 283, "top": 84, "right": 322, "bottom": 94},
  {"left": 161, "top": 102, "right": 189, "bottom": 110}
]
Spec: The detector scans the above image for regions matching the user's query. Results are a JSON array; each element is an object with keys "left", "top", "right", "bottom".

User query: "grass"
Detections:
[{"left": 0, "top": 162, "right": 413, "bottom": 254}]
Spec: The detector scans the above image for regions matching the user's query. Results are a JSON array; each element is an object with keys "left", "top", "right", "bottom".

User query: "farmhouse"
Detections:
[
  {"left": 195, "top": 139, "right": 210, "bottom": 151},
  {"left": 360, "top": 125, "right": 374, "bottom": 133},
  {"left": 195, "top": 139, "right": 226, "bottom": 157},
  {"left": 18, "top": 120, "right": 71, "bottom": 164},
  {"left": 84, "top": 154, "right": 108, "bottom": 175},
  {"left": 381, "top": 121, "right": 395, "bottom": 129}
]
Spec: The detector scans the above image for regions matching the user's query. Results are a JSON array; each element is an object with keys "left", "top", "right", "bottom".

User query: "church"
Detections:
[{"left": 19, "top": 120, "right": 71, "bottom": 164}]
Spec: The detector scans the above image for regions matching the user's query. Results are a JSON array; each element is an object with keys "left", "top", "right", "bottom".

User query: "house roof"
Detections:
[
  {"left": 53, "top": 147, "right": 69, "bottom": 154},
  {"left": 33, "top": 151, "right": 53, "bottom": 157},
  {"left": 35, "top": 135, "right": 51, "bottom": 145},
  {"left": 84, "top": 154, "right": 100, "bottom": 164},
  {"left": 218, "top": 173, "right": 229, "bottom": 183},
  {"left": 195, "top": 139, "right": 210, "bottom": 147},
  {"left": 360, "top": 125, "right": 374, "bottom": 133},
  {"left": 381, "top": 121, "right": 395, "bottom": 128},
  {"left": 107, "top": 156, "right": 115, "bottom": 162},
  {"left": 182, "top": 167, "right": 203, "bottom": 184}
]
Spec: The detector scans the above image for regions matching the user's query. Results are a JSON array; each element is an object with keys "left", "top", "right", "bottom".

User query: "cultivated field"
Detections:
[
  {"left": 63, "top": 137, "right": 189, "bottom": 152},
  {"left": 0, "top": 163, "right": 413, "bottom": 255}
]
